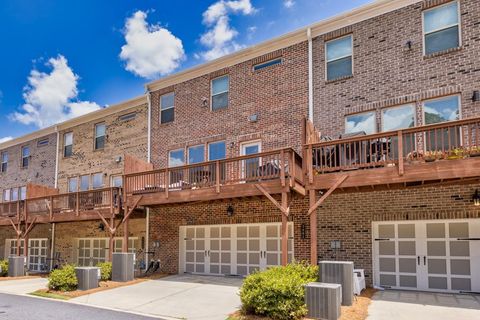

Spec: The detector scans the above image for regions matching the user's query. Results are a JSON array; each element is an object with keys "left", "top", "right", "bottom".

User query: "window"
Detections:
[
  {"left": 211, "top": 75, "right": 229, "bottom": 110},
  {"left": 168, "top": 149, "right": 185, "bottom": 167},
  {"left": 423, "top": 95, "right": 461, "bottom": 150},
  {"left": 68, "top": 177, "right": 78, "bottom": 193},
  {"left": 94, "top": 123, "right": 106, "bottom": 150},
  {"left": 92, "top": 173, "right": 104, "bottom": 189},
  {"left": 423, "top": 1, "right": 460, "bottom": 55},
  {"left": 382, "top": 104, "right": 416, "bottom": 157},
  {"left": 111, "top": 175, "right": 123, "bottom": 188},
  {"left": 3, "top": 189, "right": 11, "bottom": 202},
  {"left": 37, "top": 138, "right": 49, "bottom": 147},
  {"left": 20, "top": 187, "right": 26, "bottom": 201},
  {"left": 160, "top": 93, "right": 175, "bottom": 124},
  {"left": 11, "top": 188, "right": 18, "bottom": 201},
  {"left": 80, "top": 175, "right": 90, "bottom": 191},
  {"left": 1, "top": 152, "right": 7, "bottom": 172},
  {"left": 21, "top": 146, "right": 30, "bottom": 168},
  {"left": 241, "top": 141, "right": 261, "bottom": 179},
  {"left": 253, "top": 58, "right": 282, "bottom": 71},
  {"left": 208, "top": 141, "right": 226, "bottom": 161},
  {"left": 188, "top": 145, "right": 205, "bottom": 164},
  {"left": 345, "top": 112, "right": 376, "bottom": 135},
  {"left": 64, "top": 132, "right": 73, "bottom": 157},
  {"left": 326, "top": 35, "right": 353, "bottom": 81},
  {"left": 118, "top": 112, "right": 137, "bottom": 122}
]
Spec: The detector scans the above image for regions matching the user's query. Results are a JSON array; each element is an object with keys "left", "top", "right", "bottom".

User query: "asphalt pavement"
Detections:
[{"left": 0, "top": 293, "right": 162, "bottom": 320}]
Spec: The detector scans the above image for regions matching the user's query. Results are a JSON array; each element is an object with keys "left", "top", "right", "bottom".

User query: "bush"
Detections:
[
  {"left": 0, "top": 260, "right": 8, "bottom": 277},
  {"left": 97, "top": 262, "right": 112, "bottom": 281},
  {"left": 239, "top": 262, "right": 318, "bottom": 320},
  {"left": 48, "top": 264, "right": 78, "bottom": 291}
]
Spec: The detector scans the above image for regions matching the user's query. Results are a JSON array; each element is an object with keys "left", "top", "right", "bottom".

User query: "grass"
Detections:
[{"left": 30, "top": 290, "right": 71, "bottom": 300}]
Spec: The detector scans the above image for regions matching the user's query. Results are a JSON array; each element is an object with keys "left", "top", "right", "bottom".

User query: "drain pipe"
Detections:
[
  {"left": 49, "top": 223, "right": 55, "bottom": 270},
  {"left": 54, "top": 126, "right": 60, "bottom": 188},
  {"left": 307, "top": 27, "right": 314, "bottom": 122},
  {"left": 145, "top": 89, "right": 152, "bottom": 269}
]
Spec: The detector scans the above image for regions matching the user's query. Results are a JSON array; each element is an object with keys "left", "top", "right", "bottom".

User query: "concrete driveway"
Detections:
[
  {"left": 368, "top": 290, "right": 480, "bottom": 320},
  {"left": 71, "top": 274, "right": 243, "bottom": 320},
  {"left": 0, "top": 278, "right": 48, "bottom": 295}
]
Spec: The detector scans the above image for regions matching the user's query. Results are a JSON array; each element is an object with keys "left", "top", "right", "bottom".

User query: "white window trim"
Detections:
[
  {"left": 380, "top": 104, "right": 417, "bottom": 132},
  {"left": 210, "top": 75, "right": 230, "bottom": 111},
  {"left": 94, "top": 122, "right": 106, "bottom": 150},
  {"left": 422, "top": 0, "right": 462, "bottom": 56},
  {"left": 21, "top": 146, "right": 30, "bottom": 167},
  {"left": 344, "top": 111, "right": 377, "bottom": 134},
  {"left": 240, "top": 140, "right": 262, "bottom": 155},
  {"left": 252, "top": 58, "right": 282, "bottom": 71},
  {"left": 64, "top": 132, "right": 73, "bottom": 157},
  {"left": 325, "top": 34, "right": 354, "bottom": 81},
  {"left": 92, "top": 172, "right": 104, "bottom": 190},
  {"left": 1, "top": 152, "right": 7, "bottom": 172},
  {"left": 160, "top": 92, "right": 175, "bottom": 124}
]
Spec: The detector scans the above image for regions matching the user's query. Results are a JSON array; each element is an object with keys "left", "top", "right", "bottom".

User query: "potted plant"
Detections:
[
  {"left": 407, "top": 151, "right": 423, "bottom": 164},
  {"left": 423, "top": 150, "right": 442, "bottom": 162},
  {"left": 447, "top": 147, "right": 466, "bottom": 160},
  {"left": 468, "top": 146, "right": 480, "bottom": 157}
]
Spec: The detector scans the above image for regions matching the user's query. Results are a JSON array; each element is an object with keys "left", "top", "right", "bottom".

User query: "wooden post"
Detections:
[
  {"left": 109, "top": 234, "right": 114, "bottom": 261},
  {"left": 309, "top": 189, "right": 317, "bottom": 266},
  {"left": 215, "top": 161, "right": 221, "bottom": 193},
  {"left": 165, "top": 170, "right": 169, "bottom": 199},
  {"left": 75, "top": 192, "right": 79, "bottom": 216},
  {"left": 398, "top": 130, "right": 404, "bottom": 176},
  {"left": 23, "top": 202, "right": 28, "bottom": 259},
  {"left": 307, "top": 145, "right": 313, "bottom": 184},
  {"left": 280, "top": 149, "right": 286, "bottom": 187},
  {"left": 281, "top": 192, "right": 288, "bottom": 266},
  {"left": 123, "top": 215, "right": 129, "bottom": 253}
]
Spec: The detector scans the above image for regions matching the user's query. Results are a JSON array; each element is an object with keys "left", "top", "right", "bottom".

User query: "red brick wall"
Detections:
[
  {"left": 316, "top": 182, "right": 480, "bottom": 286},
  {"left": 150, "top": 43, "right": 308, "bottom": 168},
  {"left": 312, "top": 0, "right": 480, "bottom": 137},
  {"left": 149, "top": 195, "right": 310, "bottom": 274}
]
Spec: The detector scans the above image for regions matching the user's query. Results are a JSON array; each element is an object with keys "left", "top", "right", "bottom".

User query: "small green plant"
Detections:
[
  {"left": 239, "top": 262, "right": 318, "bottom": 320},
  {"left": 0, "top": 260, "right": 8, "bottom": 277},
  {"left": 97, "top": 262, "right": 112, "bottom": 281},
  {"left": 48, "top": 264, "right": 78, "bottom": 292}
]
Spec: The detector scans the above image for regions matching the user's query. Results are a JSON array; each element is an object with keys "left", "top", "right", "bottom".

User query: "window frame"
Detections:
[
  {"left": 422, "top": 0, "right": 461, "bottom": 56},
  {"left": 92, "top": 173, "right": 104, "bottom": 190},
  {"left": 253, "top": 58, "right": 282, "bottom": 71},
  {"left": 160, "top": 92, "right": 175, "bottom": 124},
  {"left": 111, "top": 175, "right": 123, "bottom": 188},
  {"left": 210, "top": 75, "right": 230, "bottom": 111},
  {"left": 325, "top": 34, "right": 354, "bottom": 81},
  {"left": 208, "top": 141, "right": 227, "bottom": 161},
  {"left": 68, "top": 177, "right": 78, "bottom": 193},
  {"left": 422, "top": 94, "right": 462, "bottom": 126},
  {"left": 1, "top": 151, "right": 7, "bottom": 173},
  {"left": 187, "top": 144, "right": 206, "bottom": 165},
  {"left": 380, "top": 104, "right": 417, "bottom": 132},
  {"left": 79, "top": 175, "right": 90, "bottom": 191},
  {"left": 21, "top": 146, "right": 30, "bottom": 168},
  {"left": 37, "top": 138, "right": 49, "bottom": 147},
  {"left": 64, "top": 132, "right": 73, "bottom": 158},
  {"left": 94, "top": 122, "right": 106, "bottom": 150},
  {"left": 344, "top": 111, "right": 377, "bottom": 135},
  {"left": 3, "top": 189, "right": 11, "bottom": 202}
]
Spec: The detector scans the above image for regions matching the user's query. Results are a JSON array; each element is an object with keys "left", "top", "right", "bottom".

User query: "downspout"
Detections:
[
  {"left": 145, "top": 89, "right": 152, "bottom": 269},
  {"left": 51, "top": 126, "right": 60, "bottom": 269},
  {"left": 49, "top": 223, "right": 55, "bottom": 270},
  {"left": 307, "top": 28, "right": 314, "bottom": 122}
]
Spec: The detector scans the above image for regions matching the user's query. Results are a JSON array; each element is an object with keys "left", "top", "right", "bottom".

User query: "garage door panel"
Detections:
[{"left": 374, "top": 219, "right": 480, "bottom": 293}]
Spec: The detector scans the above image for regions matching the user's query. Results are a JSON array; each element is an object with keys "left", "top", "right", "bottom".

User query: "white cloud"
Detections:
[
  {"left": 0, "top": 136, "right": 13, "bottom": 144},
  {"left": 9, "top": 55, "right": 101, "bottom": 128},
  {"left": 283, "top": 0, "right": 295, "bottom": 8},
  {"left": 120, "top": 10, "right": 185, "bottom": 79},
  {"left": 199, "top": 0, "right": 256, "bottom": 61}
]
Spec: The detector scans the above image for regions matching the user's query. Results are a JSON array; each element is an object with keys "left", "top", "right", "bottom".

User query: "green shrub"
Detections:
[
  {"left": 239, "top": 262, "right": 318, "bottom": 320},
  {"left": 97, "top": 262, "right": 112, "bottom": 281},
  {"left": 0, "top": 260, "right": 8, "bottom": 277},
  {"left": 48, "top": 264, "right": 78, "bottom": 291}
]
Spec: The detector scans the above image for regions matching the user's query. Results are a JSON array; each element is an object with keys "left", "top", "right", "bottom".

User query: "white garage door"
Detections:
[
  {"left": 179, "top": 222, "right": 294, "bottom": 276},
  {"left": 373, "top": 219, "right": 480, "bottom": 293}
]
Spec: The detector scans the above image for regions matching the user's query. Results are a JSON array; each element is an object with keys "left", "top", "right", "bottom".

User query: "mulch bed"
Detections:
[{"left": 228, "top": 288, "right": 377, "bottom": 320}]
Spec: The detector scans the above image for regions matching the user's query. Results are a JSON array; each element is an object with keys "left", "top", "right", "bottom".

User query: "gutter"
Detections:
[{"left": 307, "top": 28, "right": 314, "bottom": 121}]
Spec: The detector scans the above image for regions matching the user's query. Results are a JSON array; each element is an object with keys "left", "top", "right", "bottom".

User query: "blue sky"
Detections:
[{"left": 0, "top": 0, "right": 372, "bottom": 141}]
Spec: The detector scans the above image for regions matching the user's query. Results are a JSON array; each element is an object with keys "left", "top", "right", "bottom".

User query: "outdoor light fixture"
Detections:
[
  {"left": 472, "top": 91, "right": 480, "bottom": 102},
  {"left": 226, "top": 204, "right": 235, "bottom": 217},
  {"left": 473, "top": 189, "right": 480, "bottom": 206},
  {"left": 404, "top": 40, "right": 413, "bottom": 50},
  {"left": 301, "top": 223, "right": 307, "bottom": 239},
  {"left": 98, "top": 223, "right": 105, "bottom": 231}
]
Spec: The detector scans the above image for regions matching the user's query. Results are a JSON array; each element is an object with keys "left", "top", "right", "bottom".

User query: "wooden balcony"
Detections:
[
  {"left": 0, "top": 187, "right": 122, "bottom": 226},
  {"left": 124, "top": 148, "right": 304, "bottom": 207},
  {"left": 305, "top": 117, "right": 480, "bottom": 191}
]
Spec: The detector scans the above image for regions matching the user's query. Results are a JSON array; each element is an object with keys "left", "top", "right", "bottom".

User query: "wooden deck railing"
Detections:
[
  {"left": 124, "top": 148, "right": 303, "bottom": 196},
  {"left": 306, "top": 117, "right": 480, "bottom": 177},
  {"left": 0, "top": 187, "right": 121, "bottom": 220}
]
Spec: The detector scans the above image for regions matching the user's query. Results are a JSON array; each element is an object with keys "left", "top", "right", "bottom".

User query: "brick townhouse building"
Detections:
[
  {"left": 0, "top": 96, "right": 149, "bottom": 271},
  {"left": 2, "top": 0, "right": 480, "bottom": 293}
]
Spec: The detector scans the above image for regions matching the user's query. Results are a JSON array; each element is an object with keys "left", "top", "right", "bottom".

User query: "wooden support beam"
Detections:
[
  {"left": 308, "top": 175, "right": 348, "bottom": 215},
  {"left": 398, "top": 130, "right": 404, "bottom": 176},
  {"left": 23, "top": 217, "right": 38, "bottom": 237},
  {"left": 95, "top": 211, "right": 116, "bottom": 234},
  {"left": 281, "top": 192, "right": 288, "bottom": 266},
  {"left": 309, "top": 189, "right": 318, "bottom": 266},
  {"left": 254, "top": 184, "right": 289, "bottom": 216},
  {"left": 122, "top": 196, "right": 142, "bottom": 224}
]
